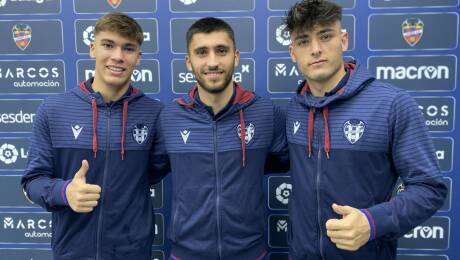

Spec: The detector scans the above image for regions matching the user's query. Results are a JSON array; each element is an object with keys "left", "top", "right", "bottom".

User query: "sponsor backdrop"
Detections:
[{"left": 0, "top": 1, "right": 458, "bottom": 259}]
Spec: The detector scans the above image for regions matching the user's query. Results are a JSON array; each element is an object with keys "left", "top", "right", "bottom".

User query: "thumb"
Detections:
[
  {"left": 332, "top": 203, "right": 353, "bottom": 217},
  {"left": 74, "top": 160, "right": 89, "bottom": 182}
]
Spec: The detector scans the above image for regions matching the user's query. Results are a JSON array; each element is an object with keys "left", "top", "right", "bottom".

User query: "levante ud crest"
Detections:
[
  {"left": 401, "top": 17, "right": 424, "bottom": 47},
  {"left": 12, "top": 24, "right": 32, "bottom": 51},
  {"left": 107, "top": 0, "right": 122, "bottom": 8},
  {"left": 237, "top": 123, "right": 255, "bottom": 144},
  {"left": 343, "top": 120, "right": 365, "bottom": 144},
  {"left": 132, "top": 124, "right": 149, "bottom": 144}
]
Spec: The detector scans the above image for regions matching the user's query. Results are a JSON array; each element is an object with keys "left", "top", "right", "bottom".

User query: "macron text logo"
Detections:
[{"left": 376, "top": 65, "right": 449, "bottom": 80}]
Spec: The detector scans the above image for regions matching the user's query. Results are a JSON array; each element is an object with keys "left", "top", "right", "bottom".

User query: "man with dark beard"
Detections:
[{"left": 159, "top": 17, "right": 289, "bottom": 260}]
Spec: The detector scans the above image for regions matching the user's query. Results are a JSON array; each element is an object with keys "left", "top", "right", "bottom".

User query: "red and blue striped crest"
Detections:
[
  {"left": 401, "top": 18, "right": 424, "bottom": 47},
  {"left": 107, "top": 0, "right": 122, "bottom": 8},
  {"left": 12, "top": 24, "right": 32, "bottom": 51}
]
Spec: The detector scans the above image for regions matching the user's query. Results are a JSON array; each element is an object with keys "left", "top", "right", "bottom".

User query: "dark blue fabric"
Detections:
[
  {"left": 21, "top": 78, "right": 169, "bottom": 260},
  {"left": 287, "top": 60, "right": 447, "bottom": 260}
]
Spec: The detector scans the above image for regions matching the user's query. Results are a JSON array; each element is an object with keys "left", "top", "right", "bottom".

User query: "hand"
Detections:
[
  {"left": 66, "top": 160, "right": 101, "bottom": 213},
  {"left": 325, "top": 203, "right": 371, "bottom": 251}
]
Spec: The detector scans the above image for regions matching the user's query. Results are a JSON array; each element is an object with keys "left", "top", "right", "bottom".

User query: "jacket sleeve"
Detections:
[
  {"left": 21, "top": 102, "right": 69, "bottom": 211},
  {"left": 265, "top": 104, "right": 290, "bottom": 174},
  {"left": 148, "top": 105, "right": 170, "bottom": 185},
  {"left": 365, "top": 92, "right": 447, "bottom": 240}
]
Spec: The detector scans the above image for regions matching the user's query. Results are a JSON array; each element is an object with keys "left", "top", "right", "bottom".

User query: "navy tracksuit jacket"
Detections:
[
  {"left": 21, "top": 78, "right": 169, "bottom": 260},
  {"left": 287, "top": 60, "right": 447, "bottom": 259},
  {"left": 160, "top": 83, "right": 289, "bottom": 260}
]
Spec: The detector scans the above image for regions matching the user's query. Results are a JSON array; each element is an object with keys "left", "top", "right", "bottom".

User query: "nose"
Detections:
[
  {"left": 206, "top": 51, "right": 219, "bottom": 68},
  {"left": 111, "top": 47, "right": 124, "bottom": 63},
  {"left": 310, "top": 38, "right": 322, "bottom": 57}
]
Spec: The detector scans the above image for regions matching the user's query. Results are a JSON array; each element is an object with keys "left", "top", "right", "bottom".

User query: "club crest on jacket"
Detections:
[
  {"left": 343, "top": 119, "right": 365, "bottom": 144},
  {"left": 237, "top": 123, "right": 255, "bottom": 144},
  {"left": 132, "top": 124, "right": 149, "bottom": 144}
]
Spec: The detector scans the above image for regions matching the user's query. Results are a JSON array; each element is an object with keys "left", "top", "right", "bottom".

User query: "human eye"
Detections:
[
  {"left": 123, "top": 46, "right": 137, "bottom": 53},
  {"left": 216, "top": 46, "right": 229, "bottom": 56},
  {"left": 101, "top": 42, "right": 113, "bottom": 49},
  {"left": 295, "top": 38, "right": 308, "bottom": 47},
  {"left": 320, "top": 32, "right": 333, "bottom": 41},
  {"left": 195, "top": 48, "right": 208, "bottom": 57}
]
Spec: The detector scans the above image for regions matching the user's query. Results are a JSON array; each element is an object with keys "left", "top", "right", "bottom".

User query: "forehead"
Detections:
[
  {"left": 189, "top": 31, "right": 234, "bottom": 49},
  {"left": 293, "top": 21, "right": 341, "bottom": 37},
  {"left": 94, "top": 30, "right": 139, "bottom": 46}
]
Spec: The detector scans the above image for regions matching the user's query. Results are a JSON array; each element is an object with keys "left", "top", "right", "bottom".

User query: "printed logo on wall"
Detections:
[
  {"left": 171, "top": 0, "right": 254, "bottom": 12},
  {"left": 0, "top": 212, "right": 52, "bottom": 244},
  {"left": 153, "top": 214, "right": 164, "bottom": 246},
  {"left": 75, "top": 19, "right": 158, "bottom": 54},
  {"left": 106, "top": 0, "right": 122, "bottom": 9},
  {"left": 399, "top": 216, "right": 450, "bottom": 250},
  {"left": 268, "top": 215, "right": 289, "bottom": 248},
  {"left": 415, "top": 97, "right": 455, "bottom": 132},
  {"left": 268, "top": 176, "right": 292, "bottom": 210},
  {"left": 12, "top": 23, "right": 31, "bottom": 51},
  {"left": 368, "top": 55, "right": 457, "bottom": 92},
  {"left": 0, "top": 99, "right": 42, "bottom": 133},
  {"left": 170, "top": 17, "right": 255, "bottom": 54},
  {"left": 368, "top": 13, "right": 458, "bottom": 50},
  {"left": 0, "top": 175, "right": 40, "bottom": 208},
  {"left": 402, "top": 18, "right": 424, "bottom": 47},
  {"left": 432, "top": 137, "right": 454, "bottom": 172},
  {"left": 0, "top": 249, "right": 52, "bottom": 260},
  {"left": 268, "top": 0, "right": 355, "bottom": 10},
  {"left": 267, "top": 15, "right": 355, "bottom": 52},
  {"left": 0, "top": 0, "right": 60, "bottom": 15},
  {"left": 179, "top": 0, "right": 197, "bottom": 5},
  {"left": 152, "top": 251, "right": 165, "bottom": 260},
  {"left": 370, "top": 0, "right": 459, "bottom": 8},
  {"left": 0, "top": 138, "right": 28, "bottom": 170},
  {"left": 150, "top": 181, "right": 163, "bottom": 209},
  {"left": 77, "top": 59, "right": 160, "bottom": 94},
  {"left": 171, "top": 58, "right": 255, "bottom": 93},
  {"left": 267, "top": 57, "right": 302, "bottom": 93},
  {"left": 0, "top": 20, "right": 63, "bottom": 55},
  {"left": 73, "top": 0, "right": 156, "bottom": 13},
  {"left": 0, "top": 60, "right": 66, "bottom": 94}
]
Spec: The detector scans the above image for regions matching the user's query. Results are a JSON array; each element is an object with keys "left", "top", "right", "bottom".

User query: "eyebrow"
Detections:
[
  {"left": 294, "top": 28, "right": 335, "bottom": 41},
  {"left": 100, "top": 39, "right": 138, "bottom": 48}
]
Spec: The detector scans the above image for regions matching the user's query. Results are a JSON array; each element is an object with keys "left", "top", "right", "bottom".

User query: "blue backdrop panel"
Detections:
[{"left": 0, "top": 1, "right": 458, "bottom": 260}]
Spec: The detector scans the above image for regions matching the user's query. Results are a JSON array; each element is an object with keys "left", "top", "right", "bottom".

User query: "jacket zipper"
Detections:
[
  {"left": 316, "top": 110, "right": 325, "bottom": 260},
  {"left": 213, "top": 121, "right": 223, "bottom": 259},
  {"left": 96, "top": 106, "right": 111, "bottom": 260}
]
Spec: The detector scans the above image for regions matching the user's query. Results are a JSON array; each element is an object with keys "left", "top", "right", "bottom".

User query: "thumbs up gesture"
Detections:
[
  {"left": 65, "top": 160, "right": 102, "bottom": 213},
  {"left": 325, "top": 203, "right": 371, "bottom": 251}
]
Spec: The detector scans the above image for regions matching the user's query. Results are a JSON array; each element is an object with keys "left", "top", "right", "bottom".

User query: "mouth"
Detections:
[
  {"left": 106, "top": 65, "right": 126, "bottom": 73},
  {"left": 204, "top": 70, "right": 224, "bottom": 78},
  {"left": 309, "top": 59, "right": 327, "bottom": 66}
]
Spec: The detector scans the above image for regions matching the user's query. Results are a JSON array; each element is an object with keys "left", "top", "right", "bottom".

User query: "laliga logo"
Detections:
[
  {"left": 402, "top": 18, "right": 424, "bottom": 47},
  {"left": 276, "top": 182, "right": 292, "bottom": 205},
  {"left": 107, "top": 0, "right": 122, "bottom": 8},
  {"left": 12, "top": 24, "right": 32, "bottom": 51},
  {"left": 0, "top": 0, "right": 6, "bottom": 7},
  {"left": 179, "top": 0, "right": 198, "bottom": 5},
  {"left": 83, "top": 26, "right": 95, "bottom": 46},
  {"left": 276, "top": 24, "right": 291, "bottom": 46},
  {"left": 0, "top": 143, "right": 18, "bottom": 165}
]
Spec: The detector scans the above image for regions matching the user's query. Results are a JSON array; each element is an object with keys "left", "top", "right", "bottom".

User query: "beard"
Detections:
[{"left": 194, "top": 66, "right": 235, "bottom": 94}]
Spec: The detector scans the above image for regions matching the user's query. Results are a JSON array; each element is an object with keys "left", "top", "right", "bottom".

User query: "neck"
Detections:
[
  {"left": 92, "top": 77, "right": 130, "bottom": 103},
  {"left": 308, "top": 66, "right": 346, "bottom": 97},
  {"left": 198, "top": 82, "right": 234, "bottom": 115}
]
